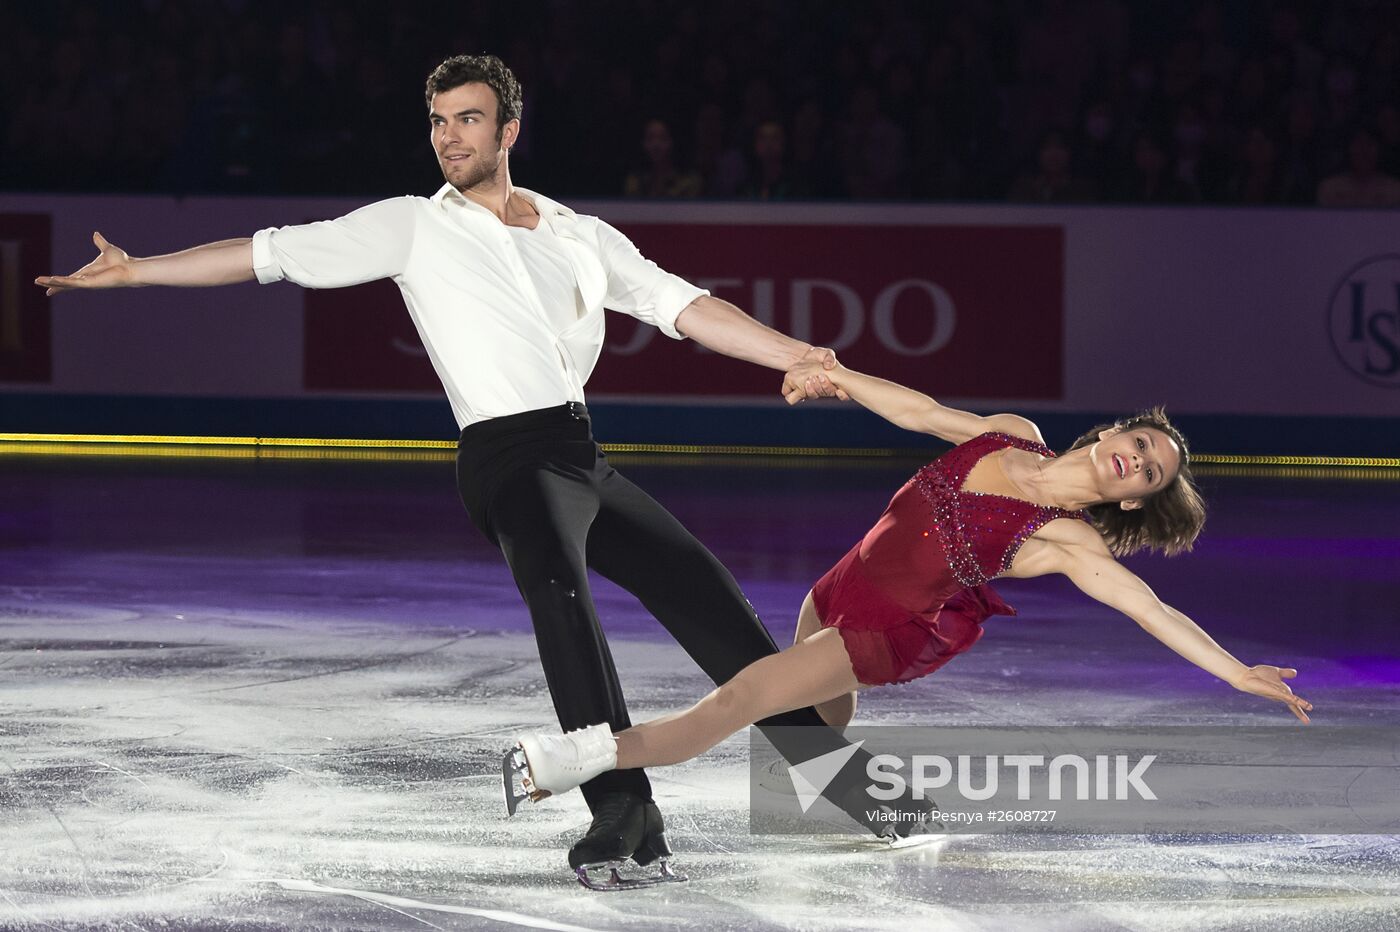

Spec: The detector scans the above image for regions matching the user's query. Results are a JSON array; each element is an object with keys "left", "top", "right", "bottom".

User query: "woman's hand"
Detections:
[
  {"left": 1232, "top": 664, "right": 1313, "bottom": 723},
  {"left": 34, "top": 232, "right": 139, "bottom": 296}
]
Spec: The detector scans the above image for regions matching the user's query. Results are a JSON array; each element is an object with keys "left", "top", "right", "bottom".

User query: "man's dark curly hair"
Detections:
[{"left": 424, "top": 54, "right": 523, "bottom": 142}]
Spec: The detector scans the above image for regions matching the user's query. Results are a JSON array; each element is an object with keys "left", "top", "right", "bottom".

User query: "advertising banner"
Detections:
[
  {"left": 303, "top": 223, "right": 1064, "bottom": 400},
  {"left": 2, "top": 192, "right": 1396, "bottom": 421}
]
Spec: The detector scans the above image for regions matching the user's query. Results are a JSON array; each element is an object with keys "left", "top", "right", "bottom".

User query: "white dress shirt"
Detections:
[
  {"left": 507, "top": 221, "right": 585, "bottom": 334},
  {"left": 251, "top": 184, "right": 706, "bottom": 428}
]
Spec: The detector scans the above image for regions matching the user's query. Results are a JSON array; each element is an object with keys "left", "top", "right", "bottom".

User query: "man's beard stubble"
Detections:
[{"left": 452, "top": 149, "right": 503, "bottom": 193}]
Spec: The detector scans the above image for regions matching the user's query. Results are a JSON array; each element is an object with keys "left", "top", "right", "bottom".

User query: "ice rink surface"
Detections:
[{"left": 2, "top": 450, "right": 1397, "bottom": 930}]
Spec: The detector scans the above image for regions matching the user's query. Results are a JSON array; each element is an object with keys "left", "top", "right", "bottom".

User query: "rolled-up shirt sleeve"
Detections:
[
  {"left": 594, "top": 219, "right": 707, "bottom": 340},
  {"left": 252, "top": 196, "right": 417, "bottom": 288}
]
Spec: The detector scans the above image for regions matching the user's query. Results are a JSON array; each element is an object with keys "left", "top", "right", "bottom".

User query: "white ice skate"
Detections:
[{"left": 502, "top": 723, "right": 617, "bottom": 816}]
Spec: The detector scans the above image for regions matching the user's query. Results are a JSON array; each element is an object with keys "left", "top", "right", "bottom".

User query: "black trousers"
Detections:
[{"left": 456, "top": 402, "right": 846, "bottom": 812}]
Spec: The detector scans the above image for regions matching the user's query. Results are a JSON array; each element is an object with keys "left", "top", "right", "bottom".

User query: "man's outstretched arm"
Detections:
[
  {"left": 592, "top": 220, "right": 839, "bottom": 395},
  {"left": 37, "top": 199, "right": 416, "bottom": 297},
  {"left": 36, "top": 232, "right": 254, "bottom": 295},
  {"left": 675, "top": 294, "right": 818, "bottom": 370},
  {"left": 675, "top": 295, "right": 843, "bottom": 397}
]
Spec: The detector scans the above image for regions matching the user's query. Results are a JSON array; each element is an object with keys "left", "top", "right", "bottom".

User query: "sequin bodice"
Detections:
[{"left": 855, "top": 432, "right": 1086, "bottom": 613}]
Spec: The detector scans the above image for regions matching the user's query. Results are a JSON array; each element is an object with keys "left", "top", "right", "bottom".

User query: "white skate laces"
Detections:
[{"left": 502, "top": 723, "right": 617, "bottom": 816}]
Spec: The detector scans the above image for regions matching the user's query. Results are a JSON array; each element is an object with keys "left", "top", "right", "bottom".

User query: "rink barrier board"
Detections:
[
  {"left": 0, "top": 390, "right": 1396, "bottom": 458},
  {"left": 2, "top": 196, "right": 1399, "bottom": 426}
]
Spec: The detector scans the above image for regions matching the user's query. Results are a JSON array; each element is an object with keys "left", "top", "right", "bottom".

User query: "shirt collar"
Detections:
[{"left": 431, "top": 183, "right": 577, "bottom": 228}]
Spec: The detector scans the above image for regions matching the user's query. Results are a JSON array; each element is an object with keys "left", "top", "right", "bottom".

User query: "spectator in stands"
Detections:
[
  {"left": 1224, "top": 125, "right": 1287, "bottom": 204},
  {"left": 883, "top": 57, "right": 920, "bottom": 137},
  {"left": 1119, "top": 52, "right": 1168, "bottom": 136},
  {"left": 1316, "top": 125, "right": 1400, "bottom": 206},
  {"left": 1160, "top": 34, "right": 1206, "bottom": 107},
  {"left": 841, "top": 84, "right": 909, "bottom": 199},
  {"left": 1319, "top": 55, "right": 1364, "bottom": 138},
  {"left": 1231, "top": 54, "right": 1276, "bottom": 127},
  {"left": 788, "top": 99, "right": 843, "bottom": 198},
  {"left": 583, "top": 64, "right": 644, "bottom": 195},
  {"left": 1278, "top": 92, "right": 1323, "bottom": 203},
  {"left": 1168, "top": 99, "right": 1225, "bottom": 201},
  {"left": 1191, "top": 1, "right": 1237, "bottom": 86},
  {"left": 911, "top": 37, "right": 993, "bottom": 199},
  {"left": 692, "top": 102, "right": 747, "bottom": 198},
  {"left": 1374, "top": 102, "right": 1400, "bottom": 177},
  {"left": 1363, "top": 29, "right": 1399, "bottom": 106},
  {"left": 1268, "top": 4, "right": 1324, "bottom": 95},
  {"left": 4, "top": 0, "right": 1398, "bottom": 208},
  {"left": 1013, "top": 0, "right": 1095, "bottom": 144},
  {"left": 740, "top": 120, "right": 799, "bottom": 201},
  {"left": 1008, "top": 128, "right": 1097, "bottom": 203},
  {"left": 737, "top": 76, "right": 782, "bottom": 149},
  {"left": 623, "top": 118, "right": 701, "bottom": 198},
  {"left": 8, "top": 39, "right": 115, "bottom": 188},
  {"left": 1113, "top": 129, "right": 1199, "bottom": 202},
  {"left": 1076, "top": 97, "right": 1126, "bottom": 184}
]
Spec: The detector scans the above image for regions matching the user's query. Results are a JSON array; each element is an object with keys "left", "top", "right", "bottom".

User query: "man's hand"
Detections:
[
  {"left": 34, "top": 232, "right": 138, "bottom": 296},
  {"left": 782, "top": 347, "right": 848, "bottom": 405},
  {"left": 1231, "top": 664, "right": 1313, "bottom": 723}
]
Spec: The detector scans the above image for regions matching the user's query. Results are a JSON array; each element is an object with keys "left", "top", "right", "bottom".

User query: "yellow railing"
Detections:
[{"left": 1, "top": 433, "right": 1396, "bottom": 473}]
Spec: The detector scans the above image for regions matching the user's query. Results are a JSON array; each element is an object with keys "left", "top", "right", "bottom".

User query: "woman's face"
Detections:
[{"left": 1088, "top": 426, "right": 1183, "bottom": 509}]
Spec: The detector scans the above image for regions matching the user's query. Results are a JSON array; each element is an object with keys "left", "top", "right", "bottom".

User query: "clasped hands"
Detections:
[{"left": 782, "top": 347, "right": 848, "bottom": 405}]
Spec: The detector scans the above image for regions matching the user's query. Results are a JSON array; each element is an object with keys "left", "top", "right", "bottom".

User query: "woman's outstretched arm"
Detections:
[
  {"left": 1045, "top": 522, "right": 1313, "bottom": 722},
  {"left": 782, "top": 357, "right": 1043, "bottom": 447},
  {"left": 614, "top": 628, "right": 861, "bottom": 770}
]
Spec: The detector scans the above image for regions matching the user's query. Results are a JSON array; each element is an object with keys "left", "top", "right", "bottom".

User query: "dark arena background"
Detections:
[{"left": 1, "top": 2, "right": 1398, "bottom": 929}]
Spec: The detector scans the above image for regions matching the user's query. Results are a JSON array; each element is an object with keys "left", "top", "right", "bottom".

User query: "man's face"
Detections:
[
  {"left": 754, "top": 123, "right": 784, "bottom": 162},
  {"left": 642, "top": 121, "right": 672, "bottom": 164},
  {"left": 428, "top": 82, "right": 516, "bottom": 191}
]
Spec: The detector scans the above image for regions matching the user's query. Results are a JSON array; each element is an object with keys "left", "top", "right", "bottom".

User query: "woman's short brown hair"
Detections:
[{"left": 1065, "top": 406, "right": 1206, "bottom": 557}]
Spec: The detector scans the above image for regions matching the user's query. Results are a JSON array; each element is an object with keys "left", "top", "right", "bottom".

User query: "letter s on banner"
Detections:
[{"left": 872, "top": 279, "right": 957, "bottom": 356}]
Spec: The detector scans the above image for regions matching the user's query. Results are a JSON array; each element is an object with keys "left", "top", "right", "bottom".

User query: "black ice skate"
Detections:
[
  {"left": 841, "top": 782, "right": 950, "bottom": 849},
  {"left": 568, "top": 792, "right": 687, "bottom": 891}
]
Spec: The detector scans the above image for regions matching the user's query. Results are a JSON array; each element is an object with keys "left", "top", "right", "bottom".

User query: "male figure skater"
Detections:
[{"left": 36, "top": 54, "right": 889, "bottom": 887}]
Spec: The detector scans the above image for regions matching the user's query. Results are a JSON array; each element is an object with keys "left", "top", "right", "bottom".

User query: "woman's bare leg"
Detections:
[
  {"left": 614, "top": 626, "right": 861, "bottom": 770},
  {"left": 792, "top": 591, "right": 858, "bottom": 730}
]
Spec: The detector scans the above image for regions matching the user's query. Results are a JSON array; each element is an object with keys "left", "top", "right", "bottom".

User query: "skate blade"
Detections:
[
  {"left": 575, "top": 858, "right": 688, "bottom": 891},
  {"left": 885, "top": 831, "right": 953, "bottom": 851},
  {"left": 502, "top": 746, "right": 549, "bottom": 815}
]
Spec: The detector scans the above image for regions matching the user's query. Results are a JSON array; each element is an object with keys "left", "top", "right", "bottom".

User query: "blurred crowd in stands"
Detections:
[{"left": 4, "top": 0, "right": 1400, "bottom": 206}]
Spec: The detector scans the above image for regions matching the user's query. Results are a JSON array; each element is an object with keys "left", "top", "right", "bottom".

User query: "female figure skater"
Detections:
[{"left": 505, "top": 358, "right": 1313, "bottom": 806}]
